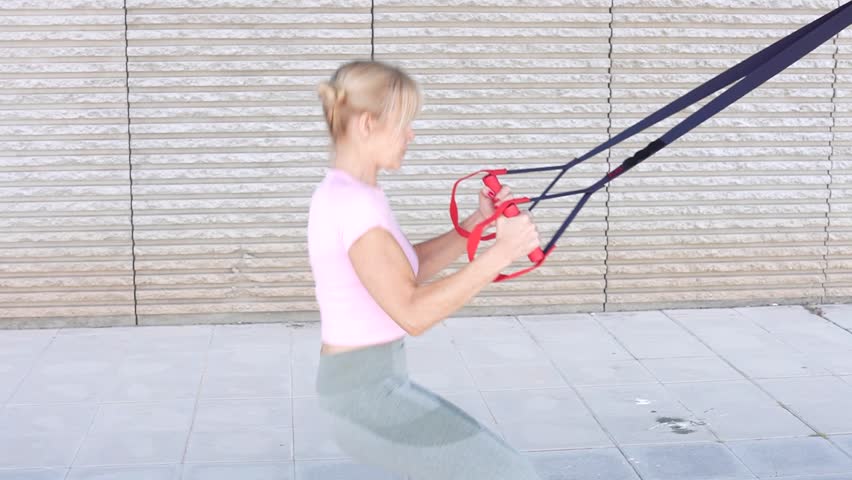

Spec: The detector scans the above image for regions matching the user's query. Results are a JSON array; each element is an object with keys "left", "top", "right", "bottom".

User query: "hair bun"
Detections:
[{"left": 317, "top": 81, "right": 346, "bottom": 106}]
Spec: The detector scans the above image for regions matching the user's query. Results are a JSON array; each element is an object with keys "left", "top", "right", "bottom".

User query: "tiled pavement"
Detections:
[{"left": 0, "top": 304, "right": 851, "bottom": 479}]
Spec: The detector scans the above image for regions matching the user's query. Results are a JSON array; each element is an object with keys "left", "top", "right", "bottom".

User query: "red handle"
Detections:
[{"left": 483, "top": 174, "right": 545, "bottom": 263}]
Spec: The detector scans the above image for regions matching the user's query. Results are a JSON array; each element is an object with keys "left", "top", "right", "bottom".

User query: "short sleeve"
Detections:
[{"left": 339, "top": 191, "right": 393, "bottom": 251}]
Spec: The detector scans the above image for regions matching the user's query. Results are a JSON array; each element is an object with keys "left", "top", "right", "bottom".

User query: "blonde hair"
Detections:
[{"left": 317, "top": 60, "right": 421, "bottom": 141}]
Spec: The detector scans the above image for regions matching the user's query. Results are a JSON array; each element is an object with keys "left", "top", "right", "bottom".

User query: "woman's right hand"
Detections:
[{"left": 492, "top": 213, "right": 541, "bottom": 266}]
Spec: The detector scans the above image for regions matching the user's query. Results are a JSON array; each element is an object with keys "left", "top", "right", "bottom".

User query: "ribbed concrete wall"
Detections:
[
  {"left": 125, "top": 0, "right": 371, "bottom": 325},
  {"left": 607, "top": 0, "right": 839, "bottom": 310},
  {"left": 374, "top": 1, "right": 613, "bottom": 314},
  {"left": 832, "top": 16, "right": 852, "bottom": 300},
  {"left": 0, "top": 0, "right": 136, "bottom": 327},
  {"left": 0, "top": 1, "right": 849, "bottom": 328}
]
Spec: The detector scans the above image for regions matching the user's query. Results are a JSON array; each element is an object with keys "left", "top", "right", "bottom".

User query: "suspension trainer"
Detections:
[{"left": 449, "top": 1, "right": 852, "bottom": 282}]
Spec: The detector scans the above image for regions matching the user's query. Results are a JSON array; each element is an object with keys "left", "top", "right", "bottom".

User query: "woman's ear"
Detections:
[{"left": 355, "top": 111, "right": 373, "bottom": 139}]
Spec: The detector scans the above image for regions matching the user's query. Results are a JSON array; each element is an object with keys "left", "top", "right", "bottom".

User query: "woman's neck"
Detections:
[{"left": 332, "top": 143, "right": 377, "bottom": 186}]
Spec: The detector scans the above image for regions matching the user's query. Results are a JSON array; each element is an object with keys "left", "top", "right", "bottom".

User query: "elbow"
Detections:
[
  {"left": 406, "top": 323, "right": 427, "bottom": 337},
  {"left": 392, "top": 309, "right": 427, "bottom": 337},
  {"left": 399, "top": 316, "right": 427, "bottom": 337}
]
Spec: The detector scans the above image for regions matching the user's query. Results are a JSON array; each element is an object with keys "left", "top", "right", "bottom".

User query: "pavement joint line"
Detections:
[
  {"left": 515, "top": 313, "right": 649, "bottom": 480},
  {"left": 178, "top": 326, "right": 216, "bottom": 468},
  {"left": 661, "top": 309, "right": 852, "bottom": 465},
  {"left": 3, "top": 329, "right": 60, "bottom": 410}
]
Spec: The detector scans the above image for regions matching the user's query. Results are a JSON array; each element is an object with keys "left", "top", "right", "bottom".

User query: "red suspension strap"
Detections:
[
  {"left": 449, "top": 168, "right": 504, "bottom": 240},
  {"left": 451, "top": 169, "right": 552, "bottom": 282}
]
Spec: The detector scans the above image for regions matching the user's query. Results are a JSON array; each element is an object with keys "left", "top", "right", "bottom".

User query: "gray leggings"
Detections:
[{"left": 315, "top": 338, "right": 541, "bottom": 480}]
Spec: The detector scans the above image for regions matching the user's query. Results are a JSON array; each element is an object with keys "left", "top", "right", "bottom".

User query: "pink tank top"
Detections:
[{"left": 307, "top": 168, "right": 419, "bottom": 346}]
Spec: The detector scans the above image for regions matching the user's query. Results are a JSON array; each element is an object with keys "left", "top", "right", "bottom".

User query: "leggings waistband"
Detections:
[{"left": 316, "top": 338, "right": 407, "bottom": 396}]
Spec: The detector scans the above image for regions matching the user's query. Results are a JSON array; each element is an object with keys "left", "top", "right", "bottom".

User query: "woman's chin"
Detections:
[{"left": 385, "top": 159, "right": 404, "bottom": 171}]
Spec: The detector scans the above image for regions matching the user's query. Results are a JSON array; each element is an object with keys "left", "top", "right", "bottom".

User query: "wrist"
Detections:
[
  {"left": 462, "top": 211, "right": 485, "bottom": 230},
  {"left": 478, "top": 244, "right": 512, "bottom": 273}
]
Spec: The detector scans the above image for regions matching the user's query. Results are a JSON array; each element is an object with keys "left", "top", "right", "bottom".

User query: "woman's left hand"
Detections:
[{"left": 473, "top": 184, "right": 512, "bottom": 226}]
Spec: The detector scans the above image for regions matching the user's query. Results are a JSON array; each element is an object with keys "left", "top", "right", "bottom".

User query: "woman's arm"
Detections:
[
  {"left": 349, "top": 213, "right": 539, "bottom": 337},
  {"left": 412, "top": 185, "right": 511, "bottom": 283},
  {"left": 412, "top": 211, "right": 485, "bottom": 283}
]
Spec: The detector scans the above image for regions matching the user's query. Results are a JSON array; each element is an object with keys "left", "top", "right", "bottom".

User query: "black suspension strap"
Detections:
[{"left": 450, "top": 0, "right": 852, "bottom": 281}]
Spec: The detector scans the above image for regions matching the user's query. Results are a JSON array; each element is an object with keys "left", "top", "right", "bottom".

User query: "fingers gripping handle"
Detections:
[{"left": 482, "top": 174, "right": 545, "bottom": 263}]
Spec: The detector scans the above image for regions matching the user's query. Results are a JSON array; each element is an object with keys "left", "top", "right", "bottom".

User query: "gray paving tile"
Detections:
[
  {"left": 596, "top": 311, "right": 714, "bottom": 359},
  {"left": 736, "top": 306, "right": 852, "bottom": 354},
  {"left": 721, "top": 351, "right": 831, "bottom": 379},
  {"left": 286, "top": 323, "right": 321, "bottom": 344},
  {"left": 0, "top": 369, "right": 26, "bottom": 405},
  {"left": 622, "top": 442, "right": 755, "bottom": 480},
  {"left": 292, "top": 397, "right": 348, "bottom": 460},
  {"left": 663, "top": 309, "right": 742, "bottom": 323},
  {"left": 74, "top": 430, "right": 189, "bottom": 466},
  {"left": 734, "top": 306, "right": 821, "bottom": 325},
  {"left": 520, "top": 314, "right": 633, "bottom": 360},
  {"left": 4, "top": 308, "right": 852, "bottom": 479},
  {"left": 0, "top": 468, "right": 67, "bottom": 480},
  {"left": 0, "top": 329, "right": 56, "bottom": 356},
  {"left": 528, "top": 448, "right": 639, "bottom": 480},
  {"left": 665, "top": 309, "right": 795, "bottom": 354},
  {"left": 192, "top": 398, "right": 292, "bottom": 431},
  {"left": 760, "top": 475, "right": 852, "bottom": 480},
  {"left": 9, "top": 372, "right": 109, "bottom": 405},
  {"left": 67, "top": 464, "right": 181, "bottom": 480},
  {"left": 727, "top": 437, "right": 852, "bottom": 478},
  {"left": 551, "top": 357, "right": 658, "bottom": 386},
  {"left": 210, "top": 323, "right": 291, "bottom": 351},
  {"left": 758, "top": 377, "right": 852, "bottom": 434},
  {"left": 403, "top": 322, "right": 454, "bottom": 346},
  {"left": 443, "top": 315, "right": 530, "bottom": 344},
  {"left": 738, "top": 306, "right": 852, "bottom": 352},
  {"left": 294, "top": 424, "right": 348, "bottom": 461},
  {"left": 0, "top": 404, "right": 97, "bottom": 435},
  {"left": 102, "top": 351, "right": 205, "bottom": 402},
  {"left": 577, "top": 384, "right": 717, "bottom": 445},
  {"left": 121, "top": 326, "right": 213, "bottom": 354},
  {"left": 482, "top": 388, "right": 612, "bottom": 450},
  {"left": 293, "top": 397, "right": 333, "bottom": 431},
  {"left": 0, "top": 352, "right": 36, "bottom": 378},
  {"left": 199, "top": 373, "right": 290, "bottom": 398},
  {"left": 184, "top": 426, "right": 293, "bottom": 463},
  {"left": 832, "top": 434, "right": 852, "bottom": 456},
  {"left": 290, "top": 339, "right": 321, "bottom": 368},
  {"left": 407, "top": 344, "right": 477, "bottom": 392},
  {"left": 641, "top": 356, "right": 745, "bottom": 383},
  {"left": 482, "top": 387, "right": 593, "bottom": 424},
  {"left": 43, "top": 334, "right": 132, "bottom": 359},
  {"left": 294, "top": 460, "right": 403, "bottom": 480},
  {"left": 434, "top": 391, "right": 500, "bottom": 432},
  {"left": 89, "top": 401, "right": 195, "bottom": 434},
  {"left": 182, "top": 462, "right": 293, "bottom": 480},
  {"left": 468, "top": 363, "right": 567, "bottom": 390},
  {"left": 819, "top": 304, "right": 852, "bottom": 330},
  {"left": 496, "top": 415, "right": 614, "bottom": 451},
  {"left": 667, "top": 381, "right": 814, "bottom": 440},
  {"left": 803, "top": 350, "right": 852, "bottom": 376},
  {"left": 9, "top": 350, "right": 121, "bottom": 404},
  {"left": 783, "top": 327, "right": 852, "bottom": 355},
  {"left": 456, "top": 338, "right": 550, "bottom": 366},
  {"left": 102, "top": 371, "right": 203, "bottom": 403},
  {"left": 205, "top": 348, "right": 290, "bottom": 377},
  {"left": 0, "top": 431, "right": 85, "bottom": 468},
  {"left": 538, "top": 336, "right": 634, "bottom": 361},
  {"left": 291, "top": 365, "right": 318, "bottom": 398}
]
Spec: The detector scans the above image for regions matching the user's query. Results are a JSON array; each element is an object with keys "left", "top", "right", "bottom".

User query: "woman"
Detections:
[{"left": 307, "top": 60, "right": 543, "bottom": 480}]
